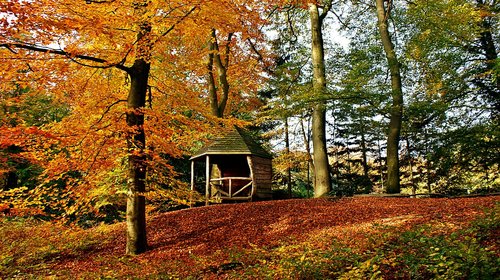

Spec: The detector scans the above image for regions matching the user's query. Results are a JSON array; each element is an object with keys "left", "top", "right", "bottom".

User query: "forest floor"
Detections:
[{"left": 1, "top": 196, "right": 499, "bottom": 279}]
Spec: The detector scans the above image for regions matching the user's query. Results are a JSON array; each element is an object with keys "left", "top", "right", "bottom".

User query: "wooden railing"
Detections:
[{"left": 210, "top": 177, "right": 253, "bottom": 200}]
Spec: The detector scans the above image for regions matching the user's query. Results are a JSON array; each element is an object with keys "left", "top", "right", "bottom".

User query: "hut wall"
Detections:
[{"left": 250, "top": 155, "right": 273, "bottom": 199}]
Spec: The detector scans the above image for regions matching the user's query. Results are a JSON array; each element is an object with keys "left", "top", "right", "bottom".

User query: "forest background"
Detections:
[{"left": 0, "top": 0, "right": 498, "bottom": 254}]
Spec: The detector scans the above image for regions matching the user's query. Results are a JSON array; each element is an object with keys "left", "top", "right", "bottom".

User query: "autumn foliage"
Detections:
[
  {"left": 0, "top": 0, "right": 277, "bottom": 226},
  {"left": 1, "top": 0, "right": 498, "bottom": 263}
]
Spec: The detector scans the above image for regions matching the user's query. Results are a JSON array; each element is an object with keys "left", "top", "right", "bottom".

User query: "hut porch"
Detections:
[{"left": 190, "top": 128, "right": 273, "bottom": 204}]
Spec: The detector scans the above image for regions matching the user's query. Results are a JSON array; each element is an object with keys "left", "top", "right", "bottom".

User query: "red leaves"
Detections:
[
  {"left": 39, "top": 196, "right": 500, "bottom": 277},
  {"left": 135, "top": 196, "right": 500, "bottom": 264}
]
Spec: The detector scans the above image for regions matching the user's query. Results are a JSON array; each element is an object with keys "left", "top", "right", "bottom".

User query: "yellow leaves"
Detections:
[
  {"left": 339, "top": 258, "right": 383, "bottom": 280},
  {"left": 409, "top": 0, "right": 481, "bottom": 45},
  {"left": 1, "top": 0, "right": 275, "bottom": 225}
]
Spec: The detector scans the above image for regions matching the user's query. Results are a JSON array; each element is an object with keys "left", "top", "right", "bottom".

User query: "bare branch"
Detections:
[
  {"left": 0, "top": 43, "right": 131, "bottom": 72},
  {"left": 159, "top": 6, "right": 197, "bottom": 38},
  {"left": 331, "top": 10, "right": 349, "bottom": 29},
  {"left": 286, "top": 9, "right": 299, "bottom": 44},
  {"left": 247, "top": 38, "right": 274, "bottom": 75},
  {"left": 90, "top": 99, "right": 127, "bottom": 130}
]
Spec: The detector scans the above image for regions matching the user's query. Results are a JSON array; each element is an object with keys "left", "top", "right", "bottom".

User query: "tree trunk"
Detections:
[
  {"left": 359, "top": 117, "right": 372, "bottom": 193},
  {"left": 476, "top": 0, "right": 499, "bottom": 116},
  {"left": 6, "top": 171, "right": 17, "bottom": 190},
  {"left": 285, "top": 117, "right": 292, "bottom": 198},
  {"left": 300, "top": 116, "right": 313, "bottom": 196},
  {"left": 376, "top": 0, "right": 403, "bottom": 194},
  {"left": 125, "top": 58, "right": 150, "bottom": 255},
  {"left": 377, "top": 139, "right": 385, "bottom": 190},
  {"left": 424, "top": 128, "right": 432, "bottom": 194},
  {"left": 359, "top": 118, "right": 369, "bottom": 180},
  {"left": 125, "top": 2, "right": 151, "bottom": 254},
  {"left": 406, "top": 137, "right": 416, "bottom": 196},
  {"left": 207, "top": 39, "right": 219, "bottom": 117},
  {"left": 207, "top": 29, "right": 232, "bottom": 118},
  {"left": 309, "top": 3, "right": 331, "bottom": 197},
  {"left": 300, "top": 115, "right": 314, "bottom": 170}
]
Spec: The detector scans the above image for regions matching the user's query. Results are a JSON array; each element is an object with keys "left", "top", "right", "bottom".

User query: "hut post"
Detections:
[
  {"left": 190, "top": 160, "right": 195, "bottom": 208},
  {"left": 247, "top": 155, "right": 255, "bottom": 200},
  {"left": 190, "top": 160, "right": 195, "bottom": 191},
  {"left": 205, "top": 155, "right": 210, "bottom": 205}
]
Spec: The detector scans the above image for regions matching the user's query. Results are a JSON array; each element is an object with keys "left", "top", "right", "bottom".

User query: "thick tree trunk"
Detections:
[
  {"left": 125, "top": 2, "right": 151, "bottom": 254},
  {"left": 309, "top": 3, "right": 331, "bottom": 197},
  {"left": 125, "top": 58, "right": 150, "bottom": 255},
  {"left": 376, "top": 0, "right": 403, "bottom": 194}
]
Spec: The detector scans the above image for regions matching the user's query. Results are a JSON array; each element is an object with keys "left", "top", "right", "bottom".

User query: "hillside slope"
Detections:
[{"left": 1, "top": 196, "right": 499, "bottom": 278}]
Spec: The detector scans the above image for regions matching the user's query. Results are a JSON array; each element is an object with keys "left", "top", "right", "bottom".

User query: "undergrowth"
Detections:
[{"left": 0, "top": 217, "right": 120, "bottom": 278}]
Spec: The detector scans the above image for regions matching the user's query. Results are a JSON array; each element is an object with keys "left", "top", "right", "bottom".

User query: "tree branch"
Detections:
[
  {"left": 85, "top": 0, "right": 116, "bottom": 3},
  {"left": 247, "top": 38, "right": 274, "bottom": 75},
  {"left": 90, "top": 99, "right": 127, "bottom": 130},
  {"left": 331, "top": 10, "right": 349, "bottom": 29},
  {"left": 158, "top": 5, "right": 197, "bottom": 38},
  {"left": 319, "top": 0, "right": 333, "bottom": 23},
  {"left": 0, "top": 43, "right": 131, "bottom": 72}
]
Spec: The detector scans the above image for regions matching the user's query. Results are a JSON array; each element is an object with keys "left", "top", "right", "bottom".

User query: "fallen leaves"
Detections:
[{"left": 2, "top": 196, "right": 498, "bottom": 278}]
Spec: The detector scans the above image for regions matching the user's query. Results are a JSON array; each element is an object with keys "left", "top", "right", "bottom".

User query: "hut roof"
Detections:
[{"left": 190, "top": 127, "right": 272, "bottom": 160}]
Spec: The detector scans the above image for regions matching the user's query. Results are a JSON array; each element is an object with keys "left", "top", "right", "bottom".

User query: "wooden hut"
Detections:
[{"left": 190, "top": 127, "right": 273, "bottom": 203}]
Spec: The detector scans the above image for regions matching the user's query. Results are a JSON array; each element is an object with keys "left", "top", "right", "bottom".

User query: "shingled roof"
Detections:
[{"left": 190, "top": 127, "right": 272, "bottom": 160}]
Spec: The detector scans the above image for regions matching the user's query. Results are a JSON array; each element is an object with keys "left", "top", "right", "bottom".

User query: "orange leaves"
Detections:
[
  {"left": 142, "top": 196, "right": 494, "bottom": 261},
  {"left": 0, "top": 126, "right": 54, "bottom": 165},
  {"left": 0, "top": 0, "right": 280, "bottom": 226},
  {"left": 5, "top": 196, "right": 489, "bottom": 278}
]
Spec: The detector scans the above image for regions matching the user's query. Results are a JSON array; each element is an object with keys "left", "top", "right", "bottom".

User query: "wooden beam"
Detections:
[
  {"left": 220, "top": 196, "right": 252, "bottom": 201},
  {"left": 247, "top": 156, "right": 256, "bottom": 200},
  {"left": 205, "top": 155, "right": 210, "bottom": 206},
  {"left": 210, "top": 177, "right": 252, "bottom": 181},
  {"left": 190, "top": 160, "right": 195, "bottom": 208},
  {"left": 190, "top": 160, "right": 195, "bottom": 191},
  {"left": 233, "top": 181, "right": 253, "bottom": 196}
]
